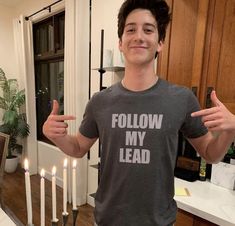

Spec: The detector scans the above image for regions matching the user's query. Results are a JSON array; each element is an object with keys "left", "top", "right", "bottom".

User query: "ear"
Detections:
[
  {"left": 119, "top": 39, "right": 123, "bottom": 52},
  {"left": 156, "top": 41, "right": 163, "bottom": 53}
]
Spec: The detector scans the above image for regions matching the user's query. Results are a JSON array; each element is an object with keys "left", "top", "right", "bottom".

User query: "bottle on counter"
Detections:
[
  {"left": 199, "top": 157, "right": 206, "bottom": 181},
  {"left": 230, "top": 142, "right": 235, "bottom": 165},
  {"left": 224, "top": 142, "right": 235, "bottom": 165}
]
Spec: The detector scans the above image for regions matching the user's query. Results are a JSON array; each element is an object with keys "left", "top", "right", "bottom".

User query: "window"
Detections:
[{"left": 33, "top": 11, "right": 65, "bottom": 143}]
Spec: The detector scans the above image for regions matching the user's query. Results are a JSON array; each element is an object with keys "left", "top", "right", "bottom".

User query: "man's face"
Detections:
[{"left": 119, "top": 9, "right": 162, "bottom": 66}]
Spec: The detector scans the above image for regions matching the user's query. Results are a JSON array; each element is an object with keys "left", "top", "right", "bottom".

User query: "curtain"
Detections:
[
  {"left": 64, "top": 0, "right": 90, "bottom": 206},
  {"left": 13, "top": 15, "right": 37, "bottom": 174}
]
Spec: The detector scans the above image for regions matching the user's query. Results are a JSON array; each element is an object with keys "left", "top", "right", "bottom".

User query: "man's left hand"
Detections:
[{"left": 191, "top": 90, "right": 235, "bottom": 132}]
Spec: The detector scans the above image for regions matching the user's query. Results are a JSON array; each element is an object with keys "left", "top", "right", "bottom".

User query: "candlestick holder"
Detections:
[
  {"left": 72, "top": 207, "right": 79, "bottom": 226},
  {"left": 51, "top": 219, "right": 59, "bottom": 226},
  {"left": 62, "top": 212, "right": 69, "bottom": 226}
]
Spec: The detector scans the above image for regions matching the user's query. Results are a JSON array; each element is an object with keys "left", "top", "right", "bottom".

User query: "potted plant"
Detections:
[{"left": 0, "top": 68, "right": 29, "bottom": 173}]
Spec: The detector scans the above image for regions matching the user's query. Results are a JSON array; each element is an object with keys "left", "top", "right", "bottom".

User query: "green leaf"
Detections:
[
  {"left": 0, "top": 124, "right": 12, "bottom": 135},
  {"left": 0, "top": 97, "right": 7, "bottom": 110},
  {"left": 0, "top": 68, "right": 6, "bottom": 81},
  {"left": 10, "top": 90, "right": 25, "bottom": 109},
  {"left": 16, "top": 116, "right": 30, "bottom": 138},
  {"left": 2, "top": 110, "right": 18, "bottom": 125}
]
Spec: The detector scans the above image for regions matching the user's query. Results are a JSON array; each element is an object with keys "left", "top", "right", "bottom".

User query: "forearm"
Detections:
[
  {"left": 49, "top": 135, "right": 84, "bottom": 158},
  {"left": 205, "top": 131, "right": 235, "bottom": 163}
]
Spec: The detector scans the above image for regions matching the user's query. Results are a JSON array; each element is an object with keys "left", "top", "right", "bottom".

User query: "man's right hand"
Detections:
[{"left": 42, "top": 100, "right": 76, "bottom": 140}]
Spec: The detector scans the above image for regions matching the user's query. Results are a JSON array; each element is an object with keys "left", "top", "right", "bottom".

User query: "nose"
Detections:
[{"left": 133, "top": 29, "right": 144, "bottom": 42}]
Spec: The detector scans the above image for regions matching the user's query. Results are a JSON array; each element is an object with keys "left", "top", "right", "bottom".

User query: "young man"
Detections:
[{"left": 43, "top": 0, "right": 235, "bottom": 225}]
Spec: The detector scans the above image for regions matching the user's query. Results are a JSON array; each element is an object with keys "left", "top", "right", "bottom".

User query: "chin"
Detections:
[{"left": 129, "top": 56, "right": 153, "bottom": 65}]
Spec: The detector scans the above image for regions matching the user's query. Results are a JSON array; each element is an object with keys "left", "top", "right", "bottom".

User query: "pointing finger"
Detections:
[
  {"left": 49, "top": 114, "right": 76, "bottom": 121},
  {"left": 191, "top": 107, "right": 218, "bottom": 117}
]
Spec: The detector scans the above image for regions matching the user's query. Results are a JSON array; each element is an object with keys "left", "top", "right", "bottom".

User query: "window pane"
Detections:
[
  {"left": 48, "top": 24, "right": 54, "bottom": 52},
  {"left": 35, "top": 61, "right": 64, "bottom": 141},
  {"left": 34, "top": 19, "right": 54, "bottom": 55},
  {"left": 59, "top": 15, "right": 65, "bottom": 50}
]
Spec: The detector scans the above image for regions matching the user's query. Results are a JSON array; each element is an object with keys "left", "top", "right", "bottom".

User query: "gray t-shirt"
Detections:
[{"left": 79, "top": 78, "right": 208, "bottom": 226}]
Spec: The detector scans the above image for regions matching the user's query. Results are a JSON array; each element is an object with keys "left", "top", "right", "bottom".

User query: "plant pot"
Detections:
[{"left": 5, "top": 155, "right": 19, "bottom": 173}]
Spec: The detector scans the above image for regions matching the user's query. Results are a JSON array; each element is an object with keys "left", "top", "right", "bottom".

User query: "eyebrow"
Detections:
[{"left": 125, "top": 22, "right": 157, "bottom": 28}]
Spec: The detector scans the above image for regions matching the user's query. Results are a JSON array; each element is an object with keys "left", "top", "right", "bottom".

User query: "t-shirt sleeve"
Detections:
[
  {"left": 79, "top": 95, "right": 99, "bottom": 138},
  {"left": 180, "top": 90, "right": 208, "bottom": 138}
]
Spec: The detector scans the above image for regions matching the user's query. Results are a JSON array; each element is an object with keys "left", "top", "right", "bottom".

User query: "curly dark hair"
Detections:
[{"left": 117, "top": 0, "right": 171, "bottom": 42}]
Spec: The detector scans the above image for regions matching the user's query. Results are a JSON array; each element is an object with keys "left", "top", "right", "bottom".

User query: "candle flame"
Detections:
[
  {"left": 41, "top": 169, "right": 45, "bottom": 177},
  {"left": 24, "top": 159, "right": 29, "bottom": 171},
  {"left": 64, "top": 158, "right": 68, "bottom": 168},
  {"left": 72, "top": 159, "right": 77, "bottom": 168},
  {"left": 52, "top": 166, "right": 56, "bottom": 176}
]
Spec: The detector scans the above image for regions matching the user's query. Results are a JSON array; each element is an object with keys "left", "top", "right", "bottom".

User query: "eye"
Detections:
[
  {"left": 144, "top": 28, "right": 154, "bottom": 34},
  {"left": 126, "top": 28, "right": 135, "bottom": 33}
]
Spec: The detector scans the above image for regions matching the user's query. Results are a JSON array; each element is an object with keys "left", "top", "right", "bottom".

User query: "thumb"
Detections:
[
  {"left": 50, "top": 100, "right": 59, "bottom": 115},
  {"left": 210, "top": 90, "right": 222, "bottom": 107}
]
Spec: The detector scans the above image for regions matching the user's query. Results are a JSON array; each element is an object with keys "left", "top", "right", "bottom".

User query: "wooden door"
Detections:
[
  {"left": 157, "top": 0, "right": 209, "bottom": 98},
  {"left": 199, "top": 0, "right": 235, "bottom": 113}
]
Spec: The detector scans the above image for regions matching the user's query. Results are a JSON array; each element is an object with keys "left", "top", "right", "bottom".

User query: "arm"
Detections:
[
  {"left": 42, "top": 100, "right": 97, "bottom": 158},
  {"left": 189, "top": 91, "right": 235, "bottom": 163}
]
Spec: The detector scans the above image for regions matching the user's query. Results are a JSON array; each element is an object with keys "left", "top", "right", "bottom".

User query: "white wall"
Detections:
[
  {"left": 90, "top": 0, "right": 124, "bottom": 94},
  {"left": 0, "top": 5, "right": 18, "bottom": 78},
  {"left": 15, "top": 0, "right": 58, "bottom": 17}
]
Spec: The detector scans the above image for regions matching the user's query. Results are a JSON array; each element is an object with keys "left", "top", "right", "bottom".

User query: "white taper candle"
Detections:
[
  {"left": 52, "top": 166, "right": 57, "bottom": 221},
  {"left": 72, "top": 159, "right": 77, "bottom": 209},
  {"left": 63, "top": 159, "right": 68, "bottom": 214},
  {"left": 24, "top": 159, "right": 33, "bottom": 225},
  {"left": 40, "top": 169, "right": 45, "bottom": 226}
]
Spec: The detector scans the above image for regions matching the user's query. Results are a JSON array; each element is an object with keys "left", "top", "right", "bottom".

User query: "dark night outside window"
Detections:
[{"left": 33, "top": 11, "right": 65, "bottom": 143}]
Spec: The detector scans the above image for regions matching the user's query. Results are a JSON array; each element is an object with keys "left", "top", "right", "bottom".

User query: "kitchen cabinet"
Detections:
[
  {"left": 175, "top": 209, "right": 217, "bottom": 226},
  {"left": 157, "top": 0, "right": 235, "bottom": 114},
  {"left": 158, "top": 0, "right": 209, "bottom": 96},
  {"left": 199, "top": 0, "right": 235, "bottom": 112},
  {"left": 175, "top": 209, "right": 194, "bottom": 226}
]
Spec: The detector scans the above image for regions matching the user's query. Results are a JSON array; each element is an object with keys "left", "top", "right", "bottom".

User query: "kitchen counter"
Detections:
[
  {"left": 0, "top": 208, "right": 16, "bottom": 226},
  {"left": 174, "top": 178, "right": 235, "bottom": 226}
]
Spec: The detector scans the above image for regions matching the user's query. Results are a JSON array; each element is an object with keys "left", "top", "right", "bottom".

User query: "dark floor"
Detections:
[{"left": 3, "top": 166, "right": 94, "bottom": 226}]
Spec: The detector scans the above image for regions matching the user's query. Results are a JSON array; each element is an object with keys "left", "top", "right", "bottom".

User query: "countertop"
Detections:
[
  {"left": 0, "top": 208, "right": 16, "bottom": 226},
  {"left": 174, "top": 178, "right": 235, "bottom": 226}
]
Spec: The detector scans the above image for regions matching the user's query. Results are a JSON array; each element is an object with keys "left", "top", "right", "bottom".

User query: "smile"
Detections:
[{"left": 130, "top": 46, "right": 147, "bottom": 49}]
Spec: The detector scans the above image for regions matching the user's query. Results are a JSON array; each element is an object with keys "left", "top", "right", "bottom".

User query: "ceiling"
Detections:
[{"left": 0, "top": 0, "right": 23, "bottom": 8}]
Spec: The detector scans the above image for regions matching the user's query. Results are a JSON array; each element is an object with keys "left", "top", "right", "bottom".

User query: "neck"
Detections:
[
  {"left": 122, "top": 74, "right": 158, "bottom": 91},
  {"left": 122, "top": 63, "right": 158, "bottom": 91}
]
